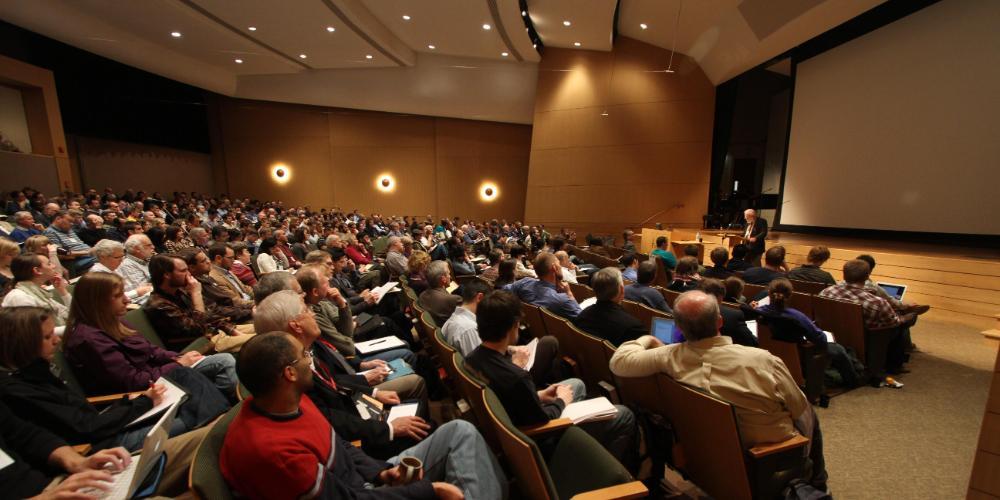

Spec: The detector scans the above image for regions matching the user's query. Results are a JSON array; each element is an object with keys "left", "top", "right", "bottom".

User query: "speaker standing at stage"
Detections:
[{"left": 743, "top": 209, "right": 768, "bottom": 267}]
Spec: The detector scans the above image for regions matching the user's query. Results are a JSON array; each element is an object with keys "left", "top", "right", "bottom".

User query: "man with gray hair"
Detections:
[
  {"left": 188, "top": 227, "right": 209, "bottom": 249},
  {"left": 384, "top": 236, "right": 407, "bottom": 278},
  {"left": 610, "top": 290, "right": 828, "bottom": 491},
  {"left": 10, "top": 211, "right": 43, "bottom": 243},
  {"left": 417, "top": 260, "right": 462, "bottom": 326},
  {"left": 573, "top": 267, "right": 645, "bottom": 346},
  {"left": 554, "top": 250, "right": 578, "bottom": 284},
  {"left": 118, "top": 234, "right": 156, "bottom": 304},
  {"left": 90, "top": 239, "right": 153, "bottom": 303}
]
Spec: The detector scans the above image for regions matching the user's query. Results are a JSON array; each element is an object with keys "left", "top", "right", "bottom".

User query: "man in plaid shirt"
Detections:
[{"left": 820, "top": 259, "right": 917, "bottom": 374}]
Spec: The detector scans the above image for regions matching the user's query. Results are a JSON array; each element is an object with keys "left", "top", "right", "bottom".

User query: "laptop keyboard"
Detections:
[{"left": 77, "top": 459, "right": 139, "bottom": 499}]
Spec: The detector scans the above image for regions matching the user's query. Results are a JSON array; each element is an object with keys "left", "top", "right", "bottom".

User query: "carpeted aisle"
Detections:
[{"left": 818, "top": 318, "right": 995, "bottom": 499}]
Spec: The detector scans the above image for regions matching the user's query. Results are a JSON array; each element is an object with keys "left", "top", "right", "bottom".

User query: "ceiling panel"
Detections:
[
  {"left": 361, "top": 0, "right": 512, "bottom": 60},
  {"left": 190, "top": 0, "right": 396, "bottom": 68},
  {"left": 527, "top": 0, "right": 617, "bottom": 51}
]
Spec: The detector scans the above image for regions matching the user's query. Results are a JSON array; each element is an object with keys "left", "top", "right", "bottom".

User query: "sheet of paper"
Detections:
[
  {"left": 523, "top": 338, "right": 539, "bottom": 371},
  {"left": 756, "top": 296, "right": 770, "bottom": 307},
  {"left": 446, "top": 282, "right": 459, "bottom": 293},
  {"left": 823, "top": 330, "right": 835, "bottom": 343},
  {"left": 560, "top": 397, "right": 618, "bottom": 424},
  {"left": 579, "top": 297, "right": 598, "bottom": 309},
  {"left": 0, "top": 449, "right": 13, "bottom": 472},
  {"left": 372, "top": 281, "right": 399, "bottom": 304},
  {"left": 355, "top": 336, "right": 407, "bottom": 354},
  {"left": 387, "top": 403, "right": 420, "bottom": 423},
  {"left": 745, "top": 320, "right": 758, "bottom": 338},
  {"left": 127, "top": 377, "right": 186, "bottom": 427}
]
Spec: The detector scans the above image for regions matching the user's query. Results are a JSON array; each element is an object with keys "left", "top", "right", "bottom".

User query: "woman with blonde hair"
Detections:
[
  {"left": 0, "top": 238, "right": 19, "bottom": 289},
  {"left": 406, "top": 250, "right": 431, "bottom": 294},
  {"left": 64, "top": 271, "right": 238, "bottom": 399},
  {"left": 1, "top": 253, "right": 71, "bottom": 327},
  {"left": 23, "top": 234, "right": 67, "bottom": 279}
]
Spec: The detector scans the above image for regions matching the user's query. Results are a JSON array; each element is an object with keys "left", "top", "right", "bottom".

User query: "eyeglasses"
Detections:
[{"left": 286, "top": 349, "right": 314, "bottom": 369}]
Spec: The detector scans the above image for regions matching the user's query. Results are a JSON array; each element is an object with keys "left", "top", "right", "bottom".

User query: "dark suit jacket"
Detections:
[
  {"left": 417, "top": 288, "right": 461, "bottom": 327},
  {"left": 745, "top": 218, "right": 768, "bottom": 254},
  {"left": 573, "top": 300, "right": 646, "bottom": 347},
  {"left": 720, "top": 306, "right": 758, "bottom": 347}
]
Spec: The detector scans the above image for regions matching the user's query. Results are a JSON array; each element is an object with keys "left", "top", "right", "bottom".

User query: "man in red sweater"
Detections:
[{"left": 220, "top": 332, "right": 505, "bottom": 500}]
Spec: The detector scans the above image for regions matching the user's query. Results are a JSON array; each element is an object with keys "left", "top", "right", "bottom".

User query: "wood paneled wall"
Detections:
[
  {"left": 210, "top": 97, "right": 530, "bottom": 220},
  {"left": 524, "top": 37, "right": 715, "bottom": 238}
]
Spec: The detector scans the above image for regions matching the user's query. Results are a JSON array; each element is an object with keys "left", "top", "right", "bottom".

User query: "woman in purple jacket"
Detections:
[{"left": 63, "top": 271, "right": 239, "bottom": 400}]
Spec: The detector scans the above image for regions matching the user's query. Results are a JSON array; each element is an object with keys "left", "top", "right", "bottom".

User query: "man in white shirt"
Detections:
[
  {"left": 118, "top": 234, "right": 156, "bottom": 305},
  {"left": 554, "top": 250, "right": 578, "bottom": 284},
  {"left": 441, "top": 279, "right": 491, "bottom": 357}
]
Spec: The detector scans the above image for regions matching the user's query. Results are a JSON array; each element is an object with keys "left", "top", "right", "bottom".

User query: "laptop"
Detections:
[
  {"left": 876, "top": 282, "right": 907, "bottom": 301},
  {"left": 651, "top": 317, "right": 685, "bottom": 345},
  {"left": 82, "top": 400, "right": 180, "bottom": 499}
]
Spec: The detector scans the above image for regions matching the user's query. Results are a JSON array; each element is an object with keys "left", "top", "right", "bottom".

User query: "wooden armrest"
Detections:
[
  {"left": 562, "top": 356, "right": 578, "bottom": 368},
  {"left": 519, "top": 418, "right": 573, "bottom": 437},
  {"left": 72, "top": 444, "right": 92, "bottom": 456},
  {"left": 86, "top": 391, "right": 144, "bottom": 405},
  {"left": 351, "top": 440, "right": 362, "bottom": 448},
  {"left": 748, "top": 434, "right": 809, "bottom": 458},
  {"left": 570, "top": 480, "right": 648, "bottom": 500}
]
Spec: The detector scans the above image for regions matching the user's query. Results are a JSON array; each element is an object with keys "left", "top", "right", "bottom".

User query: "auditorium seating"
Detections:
[
  {"left": 189, "top": 403, "right": 242, "bottom": 500},
  {"left": 124, "top": 308, "right": 212, "bottom": 354},
  {"left": 569, "top": 282, "right": 596, "bottom": 302}
]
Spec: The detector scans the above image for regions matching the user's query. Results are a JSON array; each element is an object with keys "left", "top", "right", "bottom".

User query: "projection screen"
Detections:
[{"left": 779, "top": 0, "right": 1000, "bottom": 235}]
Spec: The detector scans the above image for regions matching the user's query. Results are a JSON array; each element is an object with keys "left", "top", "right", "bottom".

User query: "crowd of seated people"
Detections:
[{"left": 0, "top": 185, "right": 940, "bottom": 497}]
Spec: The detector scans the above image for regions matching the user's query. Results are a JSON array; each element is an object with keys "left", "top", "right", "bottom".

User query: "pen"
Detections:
[{"left": 368, "top": 339, "right": 388, "bottom": 345}]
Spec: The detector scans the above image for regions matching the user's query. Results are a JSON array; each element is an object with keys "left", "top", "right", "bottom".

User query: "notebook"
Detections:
[
  {"left": 651, "top": 317, "right": 685, "bottom": 345},
  {"left": 561, "top": 397, "right": 618, "bottom": 424},
  {"left": 372, "top": 281, "right": 400, "bottom": 304},
  {"left": 746, "top": 320, "right": 835, "bottom": 343},
  {"left": 355, "top": 336, "right": 407, "bottom": 354},
  {"left": 876, "top": 282, "right": 907, "bottom": 301},
  {"left": 578, "top": 297, "right": 598, "bottom": 309},
  {"left": 126, "top": 377, "right": 187, "bottom": 428}
]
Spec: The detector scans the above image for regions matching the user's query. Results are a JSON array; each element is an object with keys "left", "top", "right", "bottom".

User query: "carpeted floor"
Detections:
[{"left": 818, "top": 318, "right": 995, "bottom": 499}]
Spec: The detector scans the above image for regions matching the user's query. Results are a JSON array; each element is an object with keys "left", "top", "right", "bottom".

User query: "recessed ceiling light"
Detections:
[
  {"left": 427, "top": 44, "right": 436, "bottom": 50},
  {"left": 170, "top": 31, "right": 182, "bottom": 38},
  {"left": 640, "top": 23, "right": 648, "bottom": 30},
  {"left": 563, "top": 20, "right": 571, "bottom": 26},
  {"left": 299, "top": 54, "right": 307, "bottom": 59},
  {"left": 235, "top": 58, "right": 243, "bottom": 64},
  {"left": 574, "top": 42, "right": 581, "bottom": 47},
  {"left": 326, "top": 26, "right": 336, "bottom": 32},
  {"left": 248, "top": 26, "right": 257, "bottom": 31},
  {"left": 482, "top": 23, "right": 491, "bottom": 30},
  {"left": 402, "top": 15, "right": 411, "bottom": 20},
  {"left": 365, "top": 54, "right": 373, "bottom": 59},
  {"left": 533, "top": 43, "right": 537, "bottom": 49},
  {"left": 521, "top": 10, "right": 527, "bottom": 16},
  {"left": 501, "top": 52, "right": 509, "bottom": 57}
]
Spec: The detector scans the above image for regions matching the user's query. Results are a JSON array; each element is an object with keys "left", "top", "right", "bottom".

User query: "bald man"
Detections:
[{"left": 610, "top": 290, "right": 827, "bottom": 491}]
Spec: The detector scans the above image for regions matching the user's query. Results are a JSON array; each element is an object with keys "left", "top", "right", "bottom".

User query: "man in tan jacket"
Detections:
[{"left": 207, "top": 243, "right": 254, "bottom": 308}]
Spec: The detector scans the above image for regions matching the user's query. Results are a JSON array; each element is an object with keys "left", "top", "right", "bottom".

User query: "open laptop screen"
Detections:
[
  {"left": 651, "top": 317, "right": 685, "bottom": 345},
  {"left": 877, "top": 282, "right": 907, "bottom": 301}
]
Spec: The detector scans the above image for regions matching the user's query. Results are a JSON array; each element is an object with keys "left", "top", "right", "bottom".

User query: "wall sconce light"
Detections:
[
  {"left": 376, "top": 174, "right": 396, "bottom": 192},
  {"left": 271, "top": 163, "right": 291, "bottom": 184},
  {"left": 480, "top": 182, "right": 499, "bottom": 202}
]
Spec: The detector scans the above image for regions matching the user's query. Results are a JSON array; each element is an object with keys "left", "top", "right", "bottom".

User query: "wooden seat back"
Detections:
[
  {"left": 812, "top": 296, "right": 866, "bottom": 360},
  {"left": 566, "top": 322, "right": 618, "bottom": 392},
  {"left": 655, "top": 286, "right": 681, "bottom": 309},
  {"left": 539, "top": 307, "right": 579, "bottom": 366},
  {"left": 653, "top": 256, "right": 671, "bottom": 288},
  {"left": 755, "top": 322, "right": 805, "bottom": 385},
  {"left": 787, "top": 292, "right": 815, "bottom": 320},
  {"left": 521, "top": 302, "right": 548, "bottom": 338},
  {"left": 742, "top": 283, "right": 767, "bottom": 299},
  {"left": 621, "top": 300, "right": 651, "bottom": 334},
  {"left": 655, "top": 374, "right": 754, "bottom": 500},
  {"left": 568, "top": 282, "right": 596, "bottom": 302},
  {"left": 451, "top": 354, "right": 502, "bottom": 453},
  {"left": 788, "top": 279, "right": 830, "bottom": 295}
]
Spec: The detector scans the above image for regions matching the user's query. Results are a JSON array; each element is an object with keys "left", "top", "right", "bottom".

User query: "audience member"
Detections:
[
  {"left": 1, "top": 253, "right": 71, "bottom": 326},
  {"left": 509, "top": 245, "right": 536, "bottom": 279},
  {"left": 742, "top": 246, "right": 788, "bottom": 286},
  {"left": 724, "top": 276, "right": 747, "bottom": 304},
  {"left": 145, "top": 254, "right": 251, "bottom": 353},
  {"left": 417, "top": 260, "right": 462, "bottom": 326},
  {"left": 0, "top": 238, "right": 16, "bottom": 289},
  {"left": 668, "top": 256, "right": 702, "bottom": 292},
  {"left": 610, "top": 290, "right": 827, "bottom": 491},
  {"left": 698, "top": 278, "right": 757, "bottom": 347},
  {"left": 181, "top": 247, "right": 254, "bottom": 324},
  {"left": 207, "top": 243, "right": 255, "bottom": 307},
  {"left": 89, "top": 239, "right": 153, "bottom": 303},
  {"left": 622, "top": 229, "right": 637, "bottom": 253},
  {"left": 703, "top": 246, "right": 733, "bottom": 279},
  {"left": 385, "top": 236, "right": 408, "bottom": 277},
  {"left": 494, "top": 258, "right": 517, "bottom": 289},
  {"left": 752, "top": 278, "right": 861, "bottom": 387},
  {"left": 219, "top": 332, "right": 505, "bottom": 500},
  {"left": 555, "top": 250, "right": 578, "bottom": 284},
  {"left": 624, "top": 261, "right": 672, "bottom": 313},
  {"left": 621, "top": 253, "right": 639, "bottom": 282},
  {"left": 505, "top": 252, "right": 581, "bottom": 319},
  {"left": 726, "top": 244, "right": 753, "bottom": 273},
  {"left": 44, "top": 210, "right": 96, "bottom": 275},
  {"left": 819, "top": 260, "right": 916, "bottom": 375},
  {"left": 683, "top": 244, "right": 707, "bottom": 275},
  {"left": 853, "top": 254, "right": 930, "bottom": 317},
  {"left": 9, "top": 211, "right": 42, "bottom": 243},
  {"left": 255, "top": 237, "right": 286, "bottom": 274},
  {"left": 574, "top": 267, "right": 646, "bottom": 346},
  {"left": 788, "top": 246, "right": 836, "bottom": 286},
  {"left": 119, "top": 234, "right": 156, "bottom": 305},
  {"left": 64, "top": 271, "right": 239, "bottom": 398},
  {"left": 76, "top": 214, "right": 108, "bottom": 248},
  {"left": 229, "top": 241, "right": 257, "bottom": 287},
  {"left": 0, "top": 307, "right": 223, "bottom": 496},
  {"left": 651, "top": 236, "right": 677, "bottom": 270},
  {"left": 466, "top": 290, "right": 638, "bottom": 468},
  {"left": 479, "top": 249, "right": 503, "bottom": 282}
]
